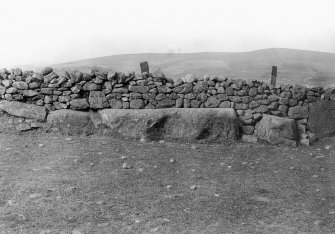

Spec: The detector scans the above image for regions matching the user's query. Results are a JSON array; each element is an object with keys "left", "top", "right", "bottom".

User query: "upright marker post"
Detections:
[
  {"left": 140, "top": 61, "right": 149, "bottom": 74},
  {"left": 271, "top": 66, "right": 277, "bottom": 87}
]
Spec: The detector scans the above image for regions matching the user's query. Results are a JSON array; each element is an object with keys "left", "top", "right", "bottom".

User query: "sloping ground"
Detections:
[
  {"left": 0, "top": 133, "right": 334, "bottom": 233},
  {"left": 52, "top": 48, "right": 335, "bottom": 87}
]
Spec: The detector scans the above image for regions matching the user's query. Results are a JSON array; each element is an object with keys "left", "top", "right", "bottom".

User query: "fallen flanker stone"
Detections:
[
  {"left": 47, "top": 109, "right": 99, "bottom": 135},
  {"left": 308, "top": 100, "right": 335, "bottom": 138},
  {"left": 0, "top": 100, "right": 46, "bottom": 121},
  {"left": 255, "top": 114, "right": 298, "bottom": 145},
  {"left": 98, "top": 108, "right": 239, "bottom": 142}
]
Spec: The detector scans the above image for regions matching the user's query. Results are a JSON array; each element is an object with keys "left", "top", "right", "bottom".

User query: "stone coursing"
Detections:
[{"left": 0, "top": 67, "right": 331, "bottom": 144}]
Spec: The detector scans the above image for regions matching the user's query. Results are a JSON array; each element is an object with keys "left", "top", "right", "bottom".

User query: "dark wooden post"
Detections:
[
  {"left": 140, "top": 61, "right": 149, "bottom": 74},
  {"left": 271, "top": 66, "right": 277, "bottom": 87}
]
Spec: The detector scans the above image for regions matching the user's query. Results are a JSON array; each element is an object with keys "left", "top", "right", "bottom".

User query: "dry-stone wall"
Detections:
[{"left": 0, "top": 67, "right": 333, "bottom": 145}]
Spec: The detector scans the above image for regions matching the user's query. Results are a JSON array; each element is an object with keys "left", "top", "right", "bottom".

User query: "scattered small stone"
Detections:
[
  {"left": 138, "top": 168, "right": 143, "bottom": 172},
  {"left": 315, "top": 189, "right": 320, "bottom": 192},
  {"left": 289, "top": 166, "right": 294, "bottom": 170},
  {"left": 29, "top": 193, "right": 42, "bottom": 198},
  {"left": 121, "top": 156, "right": 127, "bottom": 159},
  {"left": 227, "top": 166, "right": 232, "bottom": 169},
  {"left": 134, "top": 219, "right": 141, "bottom": 224},
  {"left": 65, "top": 137, "right": 72, "bottom": 141},
  {"left": 72, "top": 230, "right": 83, "bottom": 234},
  {"left": 315, "top": 155, "right": 325, "bottom": 159},
  {"left": 214, "top": 194, "right": 220, "bottom": 197},
  {"left": 190, "top": 185, "right": 197, "bottom": 190},
  {"left": 325, "top": 145, "right": 332, "bottom": 150},
  {"left": 241, "top": 162, "right": 248, "bottom": 165},
  {"left": 314, "top": 220, "right": 322, "bottom": 225},
  {"left": 140, "top": 137, "right": 146, "bottom": 143},
  {"left": 97, "top": 152, "right": 103, "bottom": 155},
  {"left": 90, "top": 163, "right": 95, "bottom": 166},
  {"left": 154, "top": 165, "right": 157, "bottom": 168},
  {"left": 166, "top": 185, "right": 172, "bottom": 189},
  {"left": 169, "top": 158, "right": 175, "bottom": 163},
  {"left": 122, "top": 162, "right": 132, "bottom": 169},
  {"left": 220, "top": 162, "right": 225, "bottom": 166},
  {"left": 312, "top": 174, "right": 319, "bottom": 178},
  {"left": 7, "top": 200, "right": 15, "bottom": 206},
  {"left": 191, "top": 145, "right": 197, "bottom": 150},
  {"left": 18, "top": 214, "right": 26, "bottom": 221},
  {"left": 38, "top": 144, "right": 44, "bottom": 147},
  {"left": 191, "top": 169, "right": 196, "bottom": 172},
  {"left": 159, "top": 140, "right": 165, "bottom": 144}
]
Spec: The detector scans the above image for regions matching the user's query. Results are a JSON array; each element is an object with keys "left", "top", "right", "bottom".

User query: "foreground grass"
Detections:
[{"left": 0, "top": 133, "right": 334, "bottom": 233}]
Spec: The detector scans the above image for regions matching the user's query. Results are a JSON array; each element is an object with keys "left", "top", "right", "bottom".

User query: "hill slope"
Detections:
[{"left": 53, "top": 48, "right": 335, "bottom": 87}]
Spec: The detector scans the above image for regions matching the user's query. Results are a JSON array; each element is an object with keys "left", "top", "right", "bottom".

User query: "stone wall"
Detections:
[{"left": 0, "top": 67, "right": 333, "bottom": 144}]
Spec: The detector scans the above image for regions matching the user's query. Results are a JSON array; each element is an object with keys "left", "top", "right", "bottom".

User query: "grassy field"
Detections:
[
  {"left": 52, "top": 48, "right": 335, "bottom": 87},
  {"left": 0, "top": 132, "right": 335, "bottom": 233}
]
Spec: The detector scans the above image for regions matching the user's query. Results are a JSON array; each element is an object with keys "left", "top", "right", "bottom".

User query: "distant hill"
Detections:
[{"left": 53, "top": 48, "right": 335, "bottom": 87}]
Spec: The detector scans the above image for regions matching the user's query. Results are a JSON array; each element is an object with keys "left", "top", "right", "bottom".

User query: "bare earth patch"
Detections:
[{"left": 0, "top": 133, "right": 335, "bottom": 233}]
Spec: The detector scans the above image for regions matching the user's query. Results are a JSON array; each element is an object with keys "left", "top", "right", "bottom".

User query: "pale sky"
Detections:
[{"left": 0, "top": 0, "right": 334, "bottom": 67}]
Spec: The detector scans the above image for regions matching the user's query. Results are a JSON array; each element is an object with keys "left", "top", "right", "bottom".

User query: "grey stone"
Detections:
[
  {"left": 173, "top": 83, "right": 193, "bottom": 94},
  {"left": 53, "top": 102, "right": 68, "bottom": 110},
  {"left": 83, "top": 82, "right": 102, "bottom": 91},
  {"left": 308, "top": 101, "right": 335, "bottom": 138},
  {"left": 193, "top": 81, "right": 208, "bottom": 93},
  {"left": 156, "top": 98, "right": 175, "bottom": 108},
  {"left": 89, "top": 91, "right": 109, "bottom": 109},
  {"left": 70, "top": 98, "right": 89, "bottom": 110},
  {"left": 241, "top": 134, "right": 258, "bottom": 143},
  {"left": 109, "top": 99, "right": 123, "bottom": 109},
  {"left": 255, "top": 114, "right": 298, "bottom": 145},
  {"left": 16, "top": 123, "right": 32, "bottom": 131},
  {"left": 0, "top": 85, "right": 6, "bottom": 95},
  {"left": 288, "top": 106, "right": 308, "bottom": 119},
  {"left": 99, "top": 108, "right": 239, "bottom": 141},
  {"left": 47, "top": 109, "right": 98, "bottom": 135},
  {"left": 6, "top": 87, "right": 17, "bottom": 94},
  {"left": 205, "top": 97, "right": 220, "bottom": 108},
  {"left": 41, "top": 67, "right": 53, "bottom": 76},
  {"left": 2, "top": 80, "right": 13, "bottom": 88},
  {"left": 22, "top": 90, "right": 39, "bottom": 97},
  {"left": 0, "top": 100, "right": 46, "bottom": 120},
  {"left": 12, "top": 81, "right": 28, "bottom": 90},
  {"left": 129, "top": 85, "right": 149, "bottom": 93},
  {"left": 130, "top": 99, "right": 145, "bottom": 109}
]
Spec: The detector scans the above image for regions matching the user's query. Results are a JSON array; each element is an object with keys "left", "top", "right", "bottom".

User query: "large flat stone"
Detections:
[
  {"left": 308, "top": 101, "right": 335, "bottom": 138},
  {"left": 255, "top": 114, "right": 297, "bottom": 145},
  {"left": 98, "top": 108, "right": 239, "bottom": 141},
  {"left": 0, "top": 100, "right": 46, "bottom": 121},
  {"left": 47, "top": 109, "right": 98, "bottom": 135}
]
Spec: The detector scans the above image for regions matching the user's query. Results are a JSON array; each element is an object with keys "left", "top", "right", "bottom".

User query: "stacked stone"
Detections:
[{"left": 0, "top": 67, "right": 330, "bottom": 143}]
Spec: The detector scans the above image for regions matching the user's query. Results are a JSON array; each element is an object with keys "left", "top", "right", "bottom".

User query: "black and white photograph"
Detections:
[{"left": 0, "top": 0, "right": 335, "bottom": 233}]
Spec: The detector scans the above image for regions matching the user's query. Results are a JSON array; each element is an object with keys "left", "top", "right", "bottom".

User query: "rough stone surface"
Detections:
[
  {"left": 0, "top": 100, "right": 46, "bottom": 121},
  {"left": 70, "top": 99, "right": 89, "bottom": 110},
  {"left": 130, "top": 99, "right": 145, "bottom": 109},
  {"left": 308, "top": 101, "right": 335, "bottom": 138},
  {"left": 288, "top": 106, "right": 309, "bottom": 119},
  {"left": 88, "top": 91, "right": 109, "bottom": 109},
  {"left": 47, "top": 109, "right": 99, "bottom": 135},
  {"left": 99, "top": 108, "right": 239, "bottom": 142},
  {"left": 255, "top": 114, "right": 298, "bottom": 145}
]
